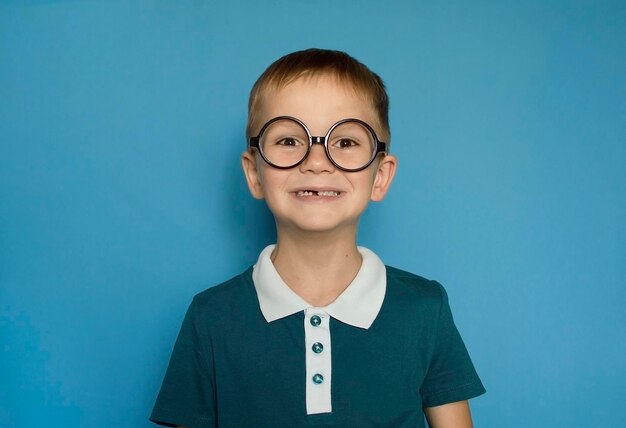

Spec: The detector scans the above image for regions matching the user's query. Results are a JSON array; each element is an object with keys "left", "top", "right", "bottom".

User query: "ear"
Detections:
[
  {"left": 241, "top": 150, "right": 265, "bottom": 200},
  {"left": 370, "top": 154, "right": 397, "bottom": 202}
]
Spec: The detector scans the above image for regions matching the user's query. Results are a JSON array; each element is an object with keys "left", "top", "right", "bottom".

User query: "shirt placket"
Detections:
[{"left": 304, "top": 308, "right": 332, "bottom": 415}]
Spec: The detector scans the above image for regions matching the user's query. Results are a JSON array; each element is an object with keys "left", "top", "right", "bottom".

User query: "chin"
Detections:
[{"left": 288, "top": 219, "right": 358, "bottom": 235}]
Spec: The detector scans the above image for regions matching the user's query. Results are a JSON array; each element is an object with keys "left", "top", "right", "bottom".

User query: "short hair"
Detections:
[{"left": 246, "top": 48, "right": 390, "bottom": 141}]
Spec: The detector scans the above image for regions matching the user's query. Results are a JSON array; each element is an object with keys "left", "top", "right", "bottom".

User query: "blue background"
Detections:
[{"left": 1, "top": 1, "right": 624, "bottom": 427}]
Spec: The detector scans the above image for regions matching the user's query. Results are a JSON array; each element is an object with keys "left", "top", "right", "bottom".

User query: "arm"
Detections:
[
  {"left": 424, "top": 400, "right": 473, "bottom": 428},
  {"left": 150, "top": 298, "right": 217, "bottom": 428},
  {"left": 420, "top": 284, "right": 485, "bottom": 426}
]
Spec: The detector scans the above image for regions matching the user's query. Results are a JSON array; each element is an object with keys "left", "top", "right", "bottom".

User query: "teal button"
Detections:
[
  {"left": 312, "top": 342, "right": 323, "bottom": 353},
  {"left": 312, "top": 373, "right": 324, "bottom": 384},
  {"left": 310, "top": 315, "right": 322, "bottom": 326}
]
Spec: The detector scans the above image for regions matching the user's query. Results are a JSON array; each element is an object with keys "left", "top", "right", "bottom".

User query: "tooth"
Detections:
[{"left": 297, "top": 190, "right": 340, "bottom": 197}]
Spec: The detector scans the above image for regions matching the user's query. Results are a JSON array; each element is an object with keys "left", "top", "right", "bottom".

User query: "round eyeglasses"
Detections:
[{"left": 248, "top": 116, "right": 388, "bottom": 172}]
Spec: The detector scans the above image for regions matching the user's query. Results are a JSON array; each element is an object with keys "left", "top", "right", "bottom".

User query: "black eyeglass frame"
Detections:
[{"left": 248, "top": 116, "right": 389, "bottom": 172}]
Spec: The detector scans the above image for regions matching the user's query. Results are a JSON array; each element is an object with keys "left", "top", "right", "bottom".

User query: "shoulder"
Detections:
[
  {"left": 385, "top": 265, "right": 447, "bottom": 302},
  {"left": 188, "top": 266, "right": 257, "bottom": 320},
  {"left": 381, "top": 265, "right": 451, "bottom": 325}
]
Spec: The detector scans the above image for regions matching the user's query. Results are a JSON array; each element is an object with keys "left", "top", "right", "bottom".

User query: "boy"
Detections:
[{"left": 151, "top": 48, "right": 485, "bottom": 428}]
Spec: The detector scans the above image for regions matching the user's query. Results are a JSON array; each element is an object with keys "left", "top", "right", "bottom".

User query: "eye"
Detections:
[
  {"left": 275, "top": 137, "right": 303, "bottom": 147},
  {"left": 333, "top": 138, "right": 359, "bottom": 149}
]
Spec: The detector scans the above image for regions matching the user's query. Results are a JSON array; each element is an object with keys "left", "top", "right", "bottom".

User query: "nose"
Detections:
[{"left": 299, "top": 142, "right": 335, "bottom": 173}]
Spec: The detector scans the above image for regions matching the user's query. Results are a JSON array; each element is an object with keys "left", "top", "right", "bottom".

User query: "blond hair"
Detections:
[{"left": 247, "top": 48, "right": 390, "bottom": 141}]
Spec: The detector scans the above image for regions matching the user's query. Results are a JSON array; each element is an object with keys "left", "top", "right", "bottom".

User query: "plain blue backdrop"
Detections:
[{"left": 1, "top": 1, "right": 624, "bottom": 427}]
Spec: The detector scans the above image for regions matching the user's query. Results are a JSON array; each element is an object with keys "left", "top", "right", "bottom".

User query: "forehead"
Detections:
[{"left": 256, "top": 74, "right": 379, "bottom": 134}]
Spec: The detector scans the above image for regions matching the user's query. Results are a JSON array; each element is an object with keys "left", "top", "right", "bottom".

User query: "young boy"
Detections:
[{"left": 151, "top": 49, "right": 485, "bottom": 428}]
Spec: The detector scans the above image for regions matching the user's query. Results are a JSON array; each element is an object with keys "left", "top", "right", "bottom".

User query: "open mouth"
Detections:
[{"left": 296, "top": 190, "right": 341, "bottom": 197}]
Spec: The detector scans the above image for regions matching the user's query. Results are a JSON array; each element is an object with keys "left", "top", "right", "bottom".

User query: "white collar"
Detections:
[{"left": 252, "top": 244, "right": 386, "bottom": 329}]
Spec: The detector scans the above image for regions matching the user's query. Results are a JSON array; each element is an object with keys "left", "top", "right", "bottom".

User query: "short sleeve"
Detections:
[
  {"left": 419, "top": 282, "right": 486, "bottom": 408},
  {"left": 150, "top": 297, "right": 216, "bottom": 428}
]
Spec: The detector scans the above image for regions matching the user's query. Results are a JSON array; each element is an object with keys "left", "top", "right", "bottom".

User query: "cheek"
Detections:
[
  {"left": 257, "top": 162, "right": 276, "bottom": 186},
  {"left": 362, "top": 169, "right": 378, "bottom": 187},
  {"left": 363, "top": 170, "right": 379, "bottom": 199},
  {"left": 258, "top": 168, "right": 291, "bottom": 195}
]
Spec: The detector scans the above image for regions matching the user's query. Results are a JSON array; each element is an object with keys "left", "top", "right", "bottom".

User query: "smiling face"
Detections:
[{"left": 242, "top": 74, "right": 396, "bottom": 236}]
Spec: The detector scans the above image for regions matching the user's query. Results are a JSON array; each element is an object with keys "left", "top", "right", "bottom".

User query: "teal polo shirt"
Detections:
[{"left": 151, "top": 247, "right": 485, "bottom": 427}]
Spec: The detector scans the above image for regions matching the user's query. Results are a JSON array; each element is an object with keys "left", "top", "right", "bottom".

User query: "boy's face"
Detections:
[{"left": 242, "top": 74, "right": 396, "bottom": 235}]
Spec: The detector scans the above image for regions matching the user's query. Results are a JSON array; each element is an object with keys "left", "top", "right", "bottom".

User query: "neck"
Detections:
[{"left": 271, "top": 227, "right": 362, "bottom": 307}]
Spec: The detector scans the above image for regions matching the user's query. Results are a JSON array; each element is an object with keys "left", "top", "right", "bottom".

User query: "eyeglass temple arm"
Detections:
[{"left": 377, "top": 141, "right": 389, "bottom": 154}]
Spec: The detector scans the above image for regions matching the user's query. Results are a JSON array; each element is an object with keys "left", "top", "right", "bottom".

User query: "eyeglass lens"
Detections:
[{"left": 259, "top": 118, "right": 376, "bottom": 170}]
